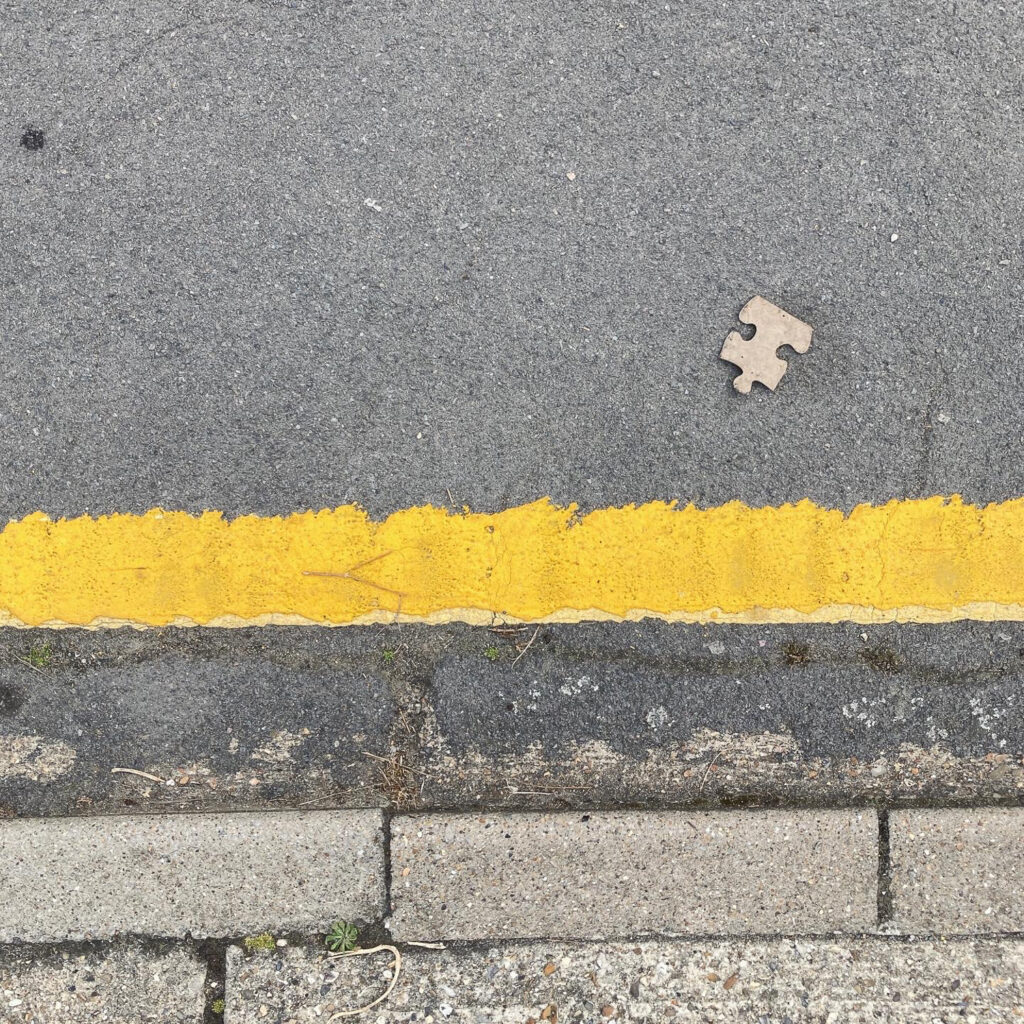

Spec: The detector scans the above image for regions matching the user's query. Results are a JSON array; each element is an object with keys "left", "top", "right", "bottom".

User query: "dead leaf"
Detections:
[
  {"left": 543, "top": 963, "right": 557, "bottom": 976},
  {"left": 724, "top": 973, "right": 739, "bottom": 991}
]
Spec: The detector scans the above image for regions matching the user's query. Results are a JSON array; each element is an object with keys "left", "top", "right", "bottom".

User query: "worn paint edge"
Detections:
[{"left": 4, "top": 602, "right": 1024, "bottom": 630}]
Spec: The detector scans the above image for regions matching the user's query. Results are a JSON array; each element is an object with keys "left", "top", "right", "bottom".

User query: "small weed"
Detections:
[
  {"left": 26, "top": 643, "right": 51, "bottom": 668},
  {"left": 211, "top": 998, "right": 225, "bottom": 1015},
  {"left": 381, "top": 648, "right": 397, "bottom": 665},
  {"left": 325, "top": 920, "right": 359, "bottom": 952},
  {"left": 781, "top": 641, "right": 811, "bottom": 666},
  {"left": 484, "top": 645, "right": 501, "bottom": 662},
  {"left": 861, "top": 646, "right": 902, "bottom": 673},
  {"left": 242, "top": 932, "right": 276, "bottom": 954}
]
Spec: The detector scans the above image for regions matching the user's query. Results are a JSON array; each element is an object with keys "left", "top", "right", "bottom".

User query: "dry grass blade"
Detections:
[
  {"left": 698, "top": 751, "right": 721, "bottom": 793},
  {"left": 326, "top": 944, "right": 402, "bottom": 1019},
  {"left": 111, "top": 767, "right": 166, "bottom": 784},
  {"left": 363, "top": 751, "right": 431, "bottom": 778},
  {"left": 512, "top": 626, "right": 540, "bottom": 667}
]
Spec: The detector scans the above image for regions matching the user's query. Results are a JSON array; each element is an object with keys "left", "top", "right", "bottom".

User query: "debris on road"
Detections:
[{"left": 720, "top": 296, "right": 813, "bottom": 394}]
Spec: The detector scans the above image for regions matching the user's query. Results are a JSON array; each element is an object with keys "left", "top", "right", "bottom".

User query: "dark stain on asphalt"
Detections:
[
  {"left": 20, "top": 126, "right": 45, "bottom": 151},
  {"left": 0, "top": 685, "right": 25, "bottom": 715}
]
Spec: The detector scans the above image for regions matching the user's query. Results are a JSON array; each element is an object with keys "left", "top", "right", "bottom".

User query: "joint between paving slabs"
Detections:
[
  {"left": 198, "top": 938, "right": 229, "bottom": 1024},
  {"left": 876, "top": 808, "right": 894, "bottom": 927}
]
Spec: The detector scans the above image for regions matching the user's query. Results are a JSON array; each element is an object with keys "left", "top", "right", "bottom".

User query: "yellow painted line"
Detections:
[{"left": 2, "top": 497, "right": 1024, "bottom": 628}]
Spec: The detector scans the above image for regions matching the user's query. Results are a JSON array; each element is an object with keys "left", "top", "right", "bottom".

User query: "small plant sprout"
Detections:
[
  {"left": 381, "top": 648, "right": 397, "bottom": 665},
  {"left": 325, "top": 920, "right": 359, "bottom": 952},
  {"left": 27, "top": 643, "right": 52, "bottom": 668},
  {"left": 484, "top": 645, "right": 500, "bottom": 662}
]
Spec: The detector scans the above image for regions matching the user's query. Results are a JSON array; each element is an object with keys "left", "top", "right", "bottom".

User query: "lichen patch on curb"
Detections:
[{"left": 0, "top": 735, "right": 76, "bottom": 782}]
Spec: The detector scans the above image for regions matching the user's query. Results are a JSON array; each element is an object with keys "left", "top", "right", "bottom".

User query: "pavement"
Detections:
[{"left": 2, "top": 0, "right": 1024, "bottom": 1020}]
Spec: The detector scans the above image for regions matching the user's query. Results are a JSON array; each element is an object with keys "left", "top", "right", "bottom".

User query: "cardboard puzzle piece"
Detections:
[{"left": 720, "top": 296, "right": 813, "bottom": 394}]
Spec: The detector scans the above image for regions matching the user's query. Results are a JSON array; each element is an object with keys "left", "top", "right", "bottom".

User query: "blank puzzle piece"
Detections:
[{"left": 720, "top": 296, "right": 813, "bottom": 394}]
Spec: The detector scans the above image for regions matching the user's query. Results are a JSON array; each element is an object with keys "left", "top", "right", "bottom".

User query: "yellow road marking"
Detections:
[{"left": 2, "top": 497, "right": 1024, "bottom": 628}]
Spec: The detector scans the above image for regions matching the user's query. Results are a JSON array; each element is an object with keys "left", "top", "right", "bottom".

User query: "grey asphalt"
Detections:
[
  {"left": 3, "top": 0, "right": 1023, "bottom": 520},
  {"left": 2, "top": 623, "right": 1022, "bottom": 817},
  {"left": 2, "top": 2, "right": 1024, "bottom": 817}
]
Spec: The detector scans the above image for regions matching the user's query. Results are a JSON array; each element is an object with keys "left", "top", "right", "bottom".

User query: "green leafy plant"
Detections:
[
  {"left": 484, "top": 645, "right": 500, "bottom": 662},
  {"left": 325, "top": 920, "right": 359, "bottom": 952},
  {"left": 381, "top": 648, "right": 397, "bottom": 665},
  {"left": 211, "top": 998, "right": 225, "bottom": 1014},
  {"left": 242, "top": 932, "right": 276, "bottom": 953}
]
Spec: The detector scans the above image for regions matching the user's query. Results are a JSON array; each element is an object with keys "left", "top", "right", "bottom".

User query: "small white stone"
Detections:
[{"left": 890, "top": 232, "right": 899, "bottom": 242}]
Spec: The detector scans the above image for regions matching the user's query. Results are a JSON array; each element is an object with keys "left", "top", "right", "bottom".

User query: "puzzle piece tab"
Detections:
[{"left": 720, "top": 296, "right": 813, "bottom": 394}]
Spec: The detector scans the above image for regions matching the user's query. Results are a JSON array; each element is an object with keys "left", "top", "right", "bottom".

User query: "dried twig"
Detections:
[
  {"left": 304, "top": 552, "right": 406, "bottom": 598},
  {"left": 406, "top": 941, "right": 446, "bottom": 950},
  {"left": 489, "top": 625, "right": 525, "bottom": 637},
  {"left": 326, "top": 944, "right": 402, "bottom": 1019},
  {"left": 12, "top": 654, "right": 43, "bottom": 675},
  {"left": 507, "top": 784, "right": 593, "bottom": 795},
  {"left": 111, "top": 767, "right": 165, "bottom": 784}
]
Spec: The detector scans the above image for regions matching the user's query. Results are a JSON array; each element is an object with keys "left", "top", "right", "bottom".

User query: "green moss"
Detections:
[
  {"left": 211, "top": 997, "right": 225, "bottom": 1014},
  {"left": 242, "top": 932, "right": 276, "bottom": 953}
]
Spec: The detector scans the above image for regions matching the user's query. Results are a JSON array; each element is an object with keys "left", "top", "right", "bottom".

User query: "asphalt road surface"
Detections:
[
  {"left": 2, "top": 2, "right": 1023, "bottom": 819},
  {"left": 3, "top": 0, "right": 1023, "bottom": 519}
]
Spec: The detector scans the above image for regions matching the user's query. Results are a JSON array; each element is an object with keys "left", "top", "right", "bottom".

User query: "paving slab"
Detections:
[
  {"left": 224, "top": 938, "right": 1024, "bottom": 1023},
  {"left": 389, "top": 809, "right": 876, "bottom": 940},
  {"left": 0, "top": 944, "right": 205, "bottom": 1023},
  {"left": 0, "top": 810, "right": 384, "bottom": 942},
  {"left": 890, "top": 808, "right": 1024, "bottom": 934}
]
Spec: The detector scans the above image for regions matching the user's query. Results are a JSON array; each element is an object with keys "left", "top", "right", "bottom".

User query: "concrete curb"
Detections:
[
  {"left": 0, "top": 810, "right": 384, "bottom": 942},
  {"left": 890, "top": 808, "right": 1024, "bottom": 933},
  {"left": 389, "top": 809, "right": 877, "bottom": 940}
]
